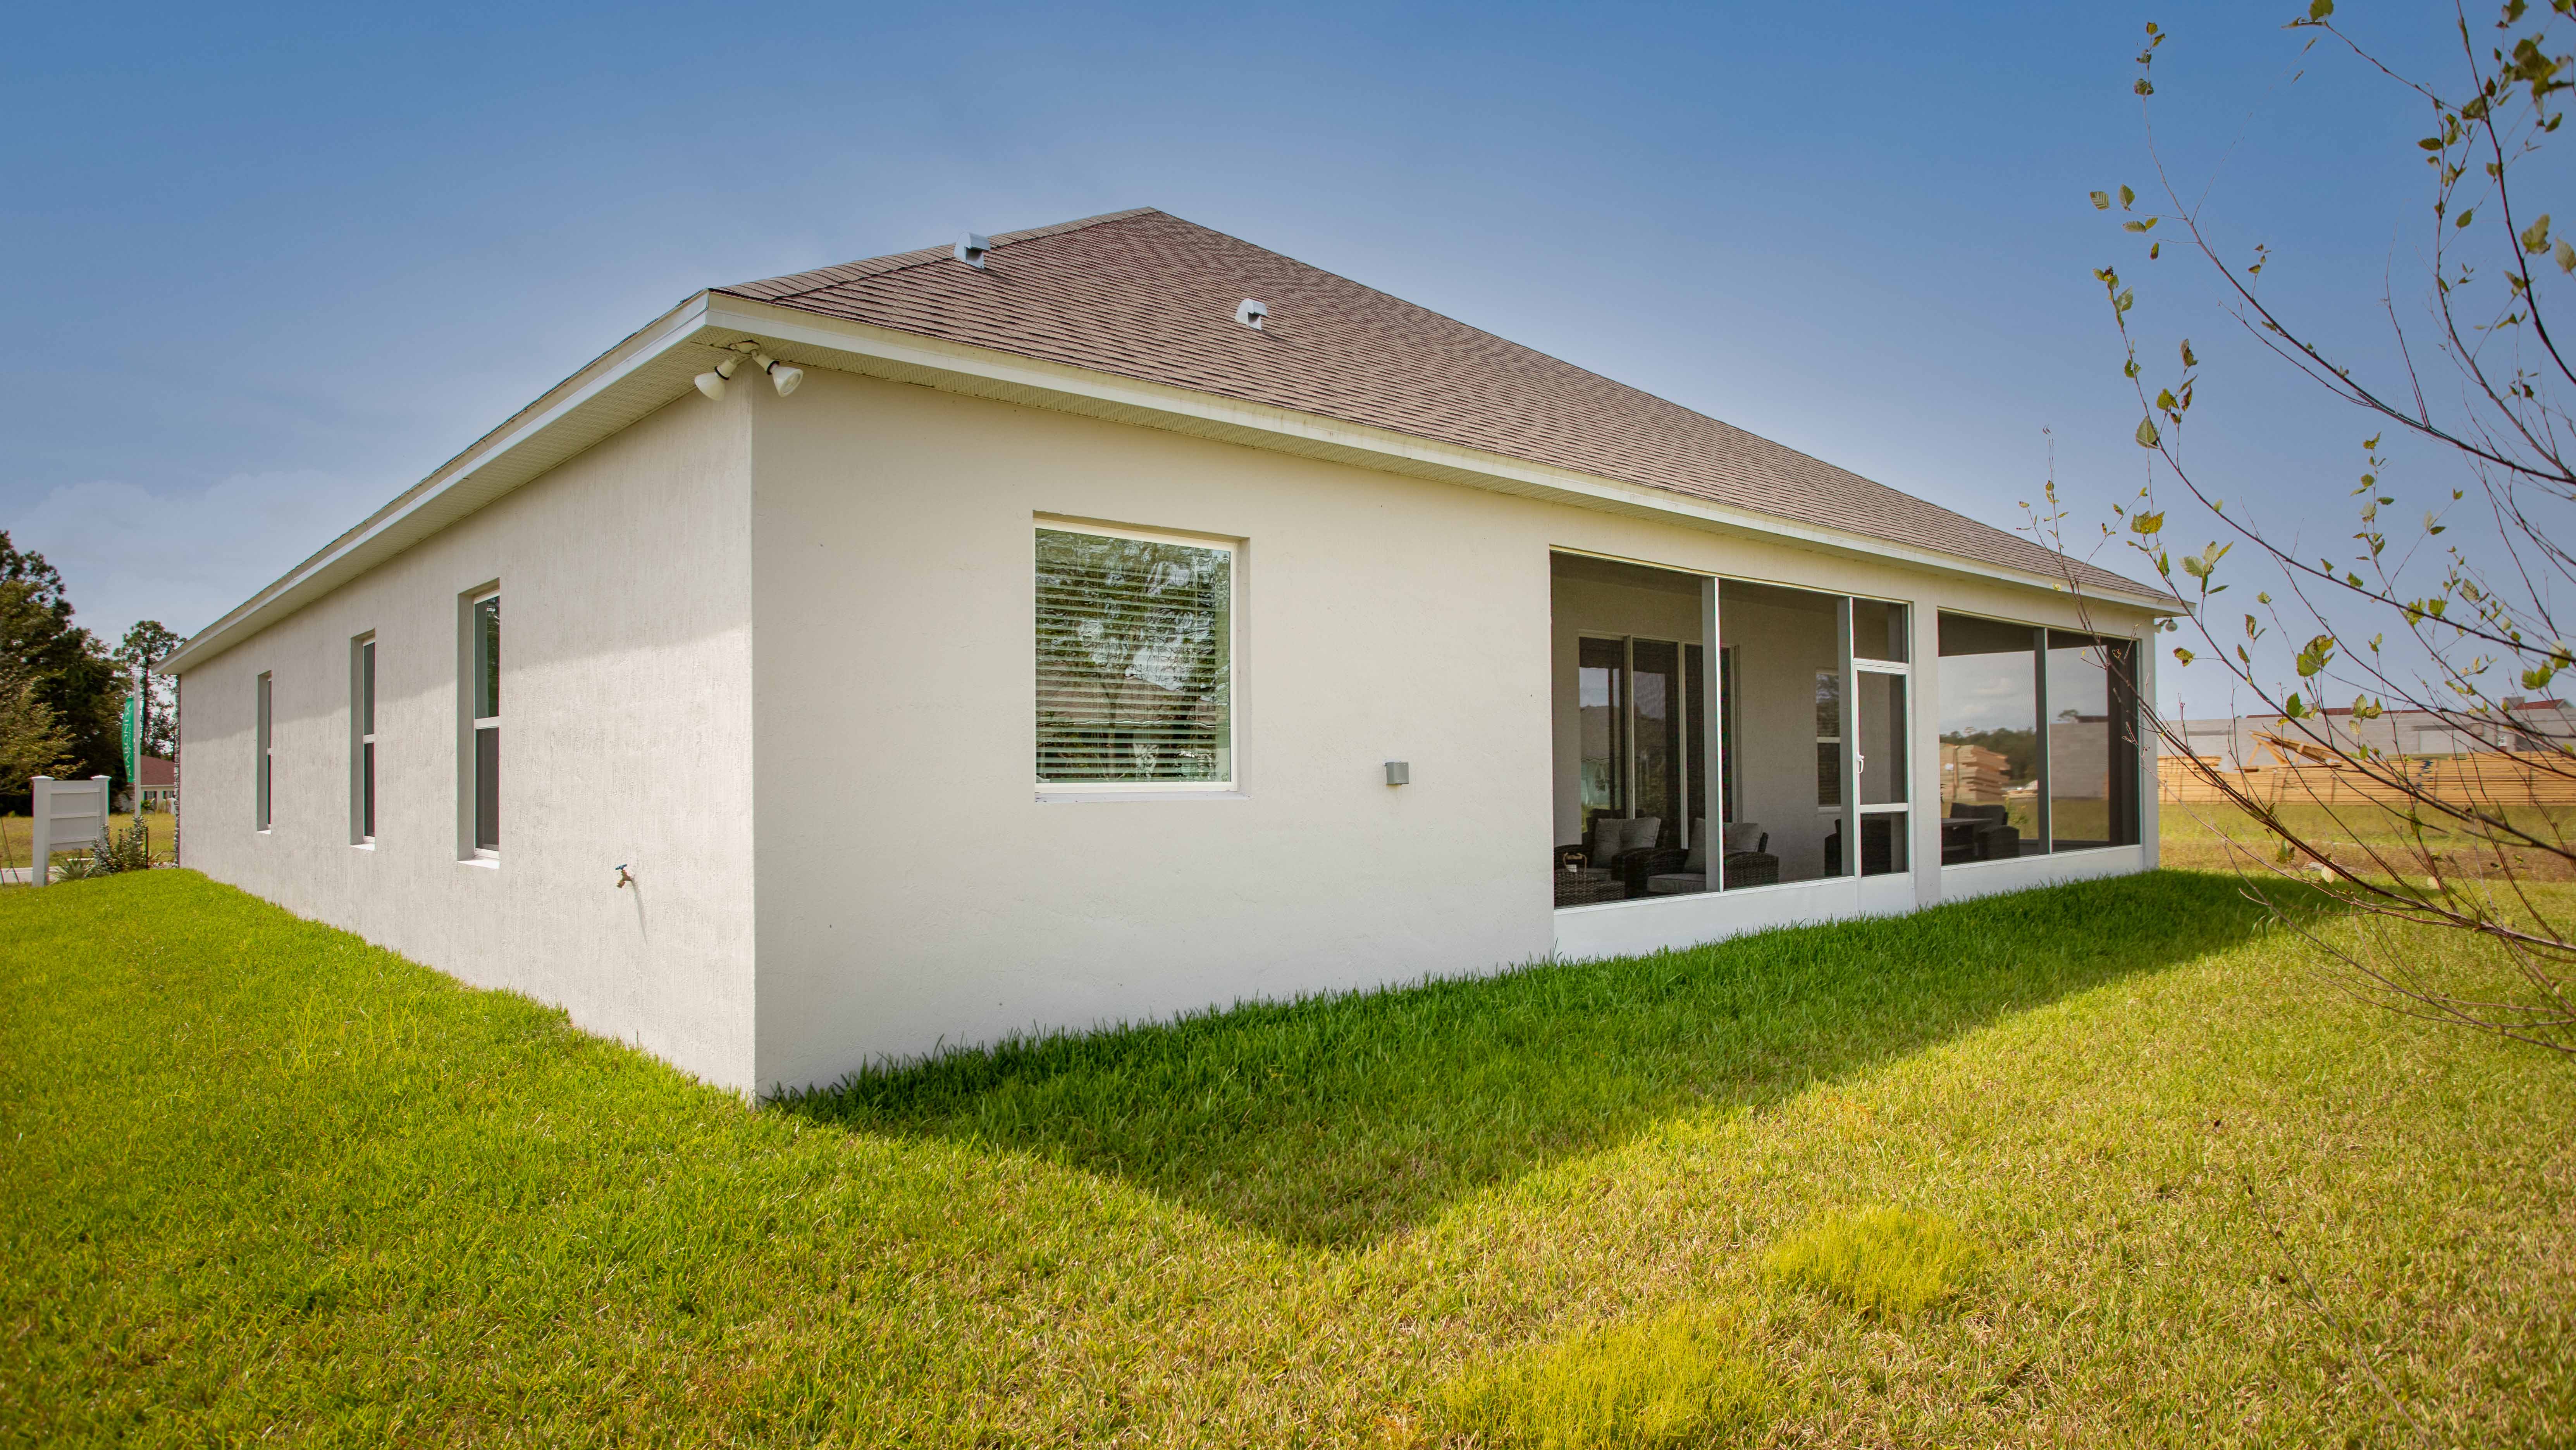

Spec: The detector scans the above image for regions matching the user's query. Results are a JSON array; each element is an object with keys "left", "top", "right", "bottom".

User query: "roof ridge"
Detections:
[
  {"left": 713, "top": 208, "right": 2165, "bottom": 600},
  {"left": 720, "top": 207, "right": 1165, "bottom": 305}
]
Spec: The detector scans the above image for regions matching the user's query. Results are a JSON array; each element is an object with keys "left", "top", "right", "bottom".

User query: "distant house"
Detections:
[
  {"left": 136, "top": 755, "right": 176, "bottom": 810},
  {"left": 157, "top": 208, "right": 2175, "bottom": 1096}
]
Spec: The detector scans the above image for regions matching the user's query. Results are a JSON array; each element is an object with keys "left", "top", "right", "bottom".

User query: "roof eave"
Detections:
[
  {"left": 703, "top": 292, "right": 2182, "bottom": 614},
  {"left": 163, "top": 289, "right": 2176, "bottom": 673}
]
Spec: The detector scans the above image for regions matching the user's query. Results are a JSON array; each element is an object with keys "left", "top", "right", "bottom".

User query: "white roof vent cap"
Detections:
[
  {"left": 1236, "top": 298, "right": 1268, "bottom": 329},
  {"left": 955, "top": 232, "right": 993, "bottom": 268}
]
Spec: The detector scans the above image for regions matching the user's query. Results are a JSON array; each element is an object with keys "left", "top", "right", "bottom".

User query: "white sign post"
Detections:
[{"left": 30, "top": 775, "right": 110, "bottom": 888}]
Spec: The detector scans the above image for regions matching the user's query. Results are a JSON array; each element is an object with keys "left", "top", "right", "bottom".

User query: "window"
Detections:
[
  {"left": 255, "top": 671, "right": 273, "bottom": 831},
  {"left": 1936, "top": 614, "right": 2044, "bottom": 859},
  {"left": 1549, "top": 556, "right": 1915, "bottom": 900},
  {"left": 1577, "top": 633, "right": 1706, "bottom": 837},
  {"left": 1578, "top": 636, "right": 1626, "bottom": 827},
  {"left": 1933, "top": 612, "right": 2141, "bottom": 862},
  {"left": 351, "top": 635, "right": 375, "bottom": 844},
  {"left": 466, "top": 590, "right": 499, "bottom": 854},
  {"left": 1034, "top": 525, "right": 1234, "bottom": 789},
  {"left": 2046, "top": 631, "right": 2140, "bottom": 850}
]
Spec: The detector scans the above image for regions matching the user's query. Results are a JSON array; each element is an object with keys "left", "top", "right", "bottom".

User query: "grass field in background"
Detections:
[
  {"left": 5, "top": 869, "right": 2570, "bottom": 1446},
  {"left": 0, "top": 810, "right": 177, "bottom": 873},
  {"left": 2156, "top": 797, "right": 2576, "bottom": 878}
]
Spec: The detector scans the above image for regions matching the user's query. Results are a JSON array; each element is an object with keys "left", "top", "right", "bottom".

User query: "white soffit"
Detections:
[{"left": 162, "top": 293, "right": 2175, "bottom": 673}]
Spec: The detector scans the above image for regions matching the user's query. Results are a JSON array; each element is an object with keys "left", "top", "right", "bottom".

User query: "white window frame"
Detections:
[
  {"left": 1033, "top": 518, "right": 1242, "bottom": 800},
  {"left": 255, "top": 671, "right": 273, "bottom": 833},
  {"left": 1929, "top": 607, "right": 2148, "bottom": 865},
  {"left": 461, "top": 586, "right": 501, "bottom": 862},
  {"left": 351, "top": 633, "right": 375, "bottom": 847}
]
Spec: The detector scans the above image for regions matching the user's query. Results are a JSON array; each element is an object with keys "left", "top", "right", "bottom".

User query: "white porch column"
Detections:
[
  {"left": 1702, "top": 575, "right": 1723, "bottom": 879},
  {"left": 2138, "top": 628, "right": 2161, "bottom": 869},
  {"left": 1913, "top": 601, "right": 1942, "bottom": 908}
]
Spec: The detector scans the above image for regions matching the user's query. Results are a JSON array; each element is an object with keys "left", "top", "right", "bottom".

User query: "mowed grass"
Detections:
[
  {"left": 2158, "top": 797, "right": 2576, "bottom": 880},
  {"left": 0, "top": 810, "right": 177, "bottom": 874},
  {"left": 4, "top": 871, "right": 2573, "bottom": 1446}
]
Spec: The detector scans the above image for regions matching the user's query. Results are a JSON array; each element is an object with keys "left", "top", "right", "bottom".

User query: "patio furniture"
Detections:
[
  {"left": 1553, "top": 870, "right": 1630, "bottom": 907},
  {"left": 1554, "top": 815, "right": 1664, "bottom": 905},
  {"left": 1941, "top": 803, "right": 2020, "bottom": 862},
  {"left": 1642, "top": 820, "right": 1780, "bottom": 894}
]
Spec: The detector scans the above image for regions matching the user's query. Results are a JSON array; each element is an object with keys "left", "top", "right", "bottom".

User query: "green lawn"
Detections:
[
  {"left": 0, "top": 810, "right": 177, "bottom": 874},
  {"left": 3, "top": 870, "right": 2570, "bottom": 1446},
  {"left": 2157, "top": 798, "right": 2576, "bottom": 880}
]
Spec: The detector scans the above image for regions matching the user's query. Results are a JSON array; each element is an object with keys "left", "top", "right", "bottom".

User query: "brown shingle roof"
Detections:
[{"left": 723, "top": 209, "right": 2156, "bottom": 598}]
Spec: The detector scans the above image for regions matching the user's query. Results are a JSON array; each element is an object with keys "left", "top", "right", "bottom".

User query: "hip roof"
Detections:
[{"left": 723, "top": 208, "right": 2157, "bottom": 599}]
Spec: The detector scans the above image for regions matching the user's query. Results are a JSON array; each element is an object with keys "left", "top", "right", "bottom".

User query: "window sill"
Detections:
[
  {"left": 1036, "top": 790, "right": 1248, "bottom": 804},
  {"left": 351, "top": 841, "right": 375, "bottom": 851},
  {"left": 459, "top": 856, "right": 500, "bottom": 869}
]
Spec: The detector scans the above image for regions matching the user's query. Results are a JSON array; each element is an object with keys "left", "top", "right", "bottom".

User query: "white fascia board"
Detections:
[
  {"left": 163, "top": 289, "right": 2174, "bottom": 673},
  {"left": 704, "top": 296, "right": 2180, "bottom": 616}
]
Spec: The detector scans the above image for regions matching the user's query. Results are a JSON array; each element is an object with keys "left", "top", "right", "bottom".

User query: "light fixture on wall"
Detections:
[
  {"left": 693, "top": 355, "right": 743, "bottom": 400},
  {"left": 694, "top": 340, "right": 803, "bottom": 401}
]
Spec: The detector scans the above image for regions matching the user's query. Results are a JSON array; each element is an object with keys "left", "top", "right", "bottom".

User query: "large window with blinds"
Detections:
[{"left": 1035, "top": 523, "right": 1236, "bottom": 789}]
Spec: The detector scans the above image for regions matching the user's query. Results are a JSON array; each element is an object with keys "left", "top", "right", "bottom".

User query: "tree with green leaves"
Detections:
[
  {"left": 0, "top": 582, "right": 74, "bottom": 796},
  {"left": 2049, "top": 0, "right": 2575, "bottom": 1052},
  {"left": 0, "top": 530, "right": 126, "bottom": 803},
  {"left": 115, "top": 619, "right": 184, "bottom": 760}
]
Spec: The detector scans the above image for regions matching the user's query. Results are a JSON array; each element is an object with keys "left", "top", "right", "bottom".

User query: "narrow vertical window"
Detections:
[
  {"left": 255, "top": 671, "right": 273, "bottom": 831},
  {"left": 351, "top": 634, "right": 376, "bottom": 844},
  {"left": 469, "top": 591, "right": 500, "bottom": 855}
]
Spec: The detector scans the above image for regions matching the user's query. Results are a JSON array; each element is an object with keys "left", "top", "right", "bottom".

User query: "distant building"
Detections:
[
  {"left": 138, "top": 755, "right": 176, "bottom": 808},
  {"left": 2172, "top": 698, "right": 2571, "bottom": 767}
]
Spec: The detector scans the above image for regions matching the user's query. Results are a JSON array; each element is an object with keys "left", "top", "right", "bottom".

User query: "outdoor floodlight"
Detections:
[{"left": 694, "top": 354, "right": 743, "bottom": 401}]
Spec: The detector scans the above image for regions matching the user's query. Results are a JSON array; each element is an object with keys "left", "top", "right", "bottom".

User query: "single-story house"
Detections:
[
  {"left": 158, "top": 208, "right": 2175, "bottom": 1096},
  {"left": 134, "top": 755, "right": 177, "bottom": 810}
]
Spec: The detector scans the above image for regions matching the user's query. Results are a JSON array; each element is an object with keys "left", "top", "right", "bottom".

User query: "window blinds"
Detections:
[{"left": 1036, "top": 527, "right": 1232, "bottom": 784}]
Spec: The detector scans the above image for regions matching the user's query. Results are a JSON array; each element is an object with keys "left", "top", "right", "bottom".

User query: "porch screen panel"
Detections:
[
  {"left": 1633, "top": 639, "right": 1683, "bottom": 830},
  {"left": 1036, "top": 527, "right": 1233, "bottom": 784},
  {"left": 2045, "top": 631, "right": 2140, "bottom": 849},
  {"left": 1936, "top": 614, "right": 2044, "bottom": 856}
]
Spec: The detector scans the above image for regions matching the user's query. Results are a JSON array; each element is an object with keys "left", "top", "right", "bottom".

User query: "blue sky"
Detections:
[{"left": 1, "top": 1, "right": 2502, "bottom": 711}]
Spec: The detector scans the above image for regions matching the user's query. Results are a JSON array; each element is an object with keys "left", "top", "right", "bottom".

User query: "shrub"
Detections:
[
  {"left": 1438, "top": 1304, "right": 1778, "bottom": 1449},
  {"left": 1762, "top": 1207, "right": 1983, "bottom": 1319},
  {"left": 52, "top": 820, "right": 151, "bottom": 881}
]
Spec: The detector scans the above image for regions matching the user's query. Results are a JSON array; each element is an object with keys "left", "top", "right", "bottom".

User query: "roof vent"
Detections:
[
  {"left": 955, "top": 233, "right": 993, "bottom": 269},
  {"left": 1235, "top": 298, "right": 1268, "bottom": 329}
]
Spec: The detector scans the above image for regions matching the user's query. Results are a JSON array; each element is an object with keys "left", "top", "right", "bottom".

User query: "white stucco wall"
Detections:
[
  {"left": 744, "top": 370, "right": 2164, "bottom": 1092},
  {"left": 168, "top": 350, "right": 2161, "bottom": 1100},
  {"left": 172, "top": 392, "right": 760, "bottom": 1090}
]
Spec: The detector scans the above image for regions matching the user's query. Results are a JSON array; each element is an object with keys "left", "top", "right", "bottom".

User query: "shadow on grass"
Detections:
[{"left": 776, "top": 872, "right": 2316, "bottom": 1249}]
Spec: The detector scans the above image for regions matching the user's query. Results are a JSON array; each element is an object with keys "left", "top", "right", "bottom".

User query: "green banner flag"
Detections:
[{"left": 123, "top": 688, "right": 140, "bottom": 785}]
